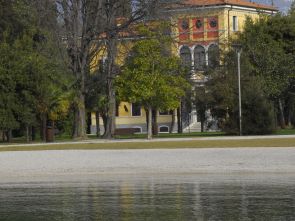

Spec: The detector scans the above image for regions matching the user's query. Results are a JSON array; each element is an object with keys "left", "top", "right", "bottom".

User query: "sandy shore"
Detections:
[{"left": 1, "top": 147, "right": 295, "bottom": 183}]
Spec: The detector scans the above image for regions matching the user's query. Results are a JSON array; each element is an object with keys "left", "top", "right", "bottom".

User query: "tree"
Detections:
[
  {"left": 203, "top": 48, "right": 275, "bottom": 135},
  {"left": 55, "top": 0, "right": 102, "bottom": 139},
  {"left": 116, "top": 35, "right": 190, "bottom": 139},
  {"left": 56, "top": 0, "right": 161, "bottom": 139},
  {"left": 238, "top": 15, "right": 295, "bottom": 129},
  {"left": 240, "top": 79, "right": 275, "bottom": 135},
  {"left": 0, "top": 0, "right": 70, "bottom": 142},
  {"left": 85, "top": 62, "right": 109, "bottom": 137},
  {"left": 194, "top": 87, "right": 208, "bottom": 132},
  {"left": 0, "top": 40, "right": 19, "bottom": 141},
  {"left": 199, "top": 14, "right": 295, "bottom": 133},
  {"left": 0, "top": 0, "right": 37, "bottom": 141}
]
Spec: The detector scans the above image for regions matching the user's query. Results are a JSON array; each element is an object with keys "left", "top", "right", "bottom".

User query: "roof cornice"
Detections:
[{"left": 165, "top": 4, "right": 277, "bottom": 14}]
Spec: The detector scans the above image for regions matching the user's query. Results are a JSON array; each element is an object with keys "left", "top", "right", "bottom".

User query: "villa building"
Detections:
[{"left": 89, "top": 0, "right": 277, "bottom": 135}]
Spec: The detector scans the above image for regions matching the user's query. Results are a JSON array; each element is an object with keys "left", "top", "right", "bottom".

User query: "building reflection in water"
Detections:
[{"left": 0, "top": 176, "right": 295, "bottom": 221}]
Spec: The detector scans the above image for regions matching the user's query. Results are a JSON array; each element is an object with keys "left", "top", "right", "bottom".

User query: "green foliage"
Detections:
[
  {"left": 239, "top": 15, "right": 295, "bottom": 99},
  {"left": 203, "top": 13, "right": 295, "bottom": 134},
  {"left": 0, "top": 0, "right": 71, "bottom": 140},
  {"left": 116, "top": 37, "right": 190, "bottom": 111},
  {"left": 85, "top": 63, "right": 108, "bottom": 114},
  {"left": 241, "top": 82, "right": 275, "bottom": 135},
  {"left": 0, "top": 40, "right": 19, "bottom": 131},
  {"left": 236, "top": 14, "right": 295, "bottom": 128},
  {"left": 223, "top": 77, "right": 275, "bottom": 135},
  {"left": 204, "top": 48, "right": 275, "bottom": 135}
]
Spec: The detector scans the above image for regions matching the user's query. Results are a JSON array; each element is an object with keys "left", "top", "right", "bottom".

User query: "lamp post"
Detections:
[{"left": 232, "top": 44, "right": 242, "bottom": 136}]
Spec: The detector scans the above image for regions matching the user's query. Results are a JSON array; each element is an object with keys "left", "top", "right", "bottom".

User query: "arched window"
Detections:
[
  {"left": 208, "top": 44, "right": 219, "bottom": 68},
  {"left": 180, "top": 46, "right": 192, "bottom": 68},
  {"left": 194, "top": 45, "right": 206, "bottom": 71},
  {"left": 159, "top": 126, "right": 169, "bottom": 133}
]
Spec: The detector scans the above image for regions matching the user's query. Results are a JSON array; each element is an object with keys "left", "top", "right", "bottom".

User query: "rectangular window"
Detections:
[
  {"left": 233, "top": 16, "right": 238, "bottom": 31},
  {"left": 132, "top": 103, "right": 141, "bottom": 116},
  {"left": 159, "top": 111, "right": 169, "bottom": 115},
  {"left": 159, "top": 110, "right": 173, "bottom": 115}
]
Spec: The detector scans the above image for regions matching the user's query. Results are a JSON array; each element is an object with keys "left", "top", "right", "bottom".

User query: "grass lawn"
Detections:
[
  {"left": 1, "top": 129, "right": 294, "bottom": 149},
  {"left": 3, "top": 129, "right": 294, "bottom": 144},
  {"left": 0, "top": 137, "right": 295, "bottom": 152},
  {"left": 113, "top": 131, "right": 226, "bottom": 139},
  {"left": 2, "top": 132, "right": 224, "bottom": 143},
  {"left": 273, "top": 128, "right": 295, "bottom": 135}
]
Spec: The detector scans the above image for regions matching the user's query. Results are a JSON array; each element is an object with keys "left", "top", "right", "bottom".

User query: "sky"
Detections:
[
  {"left": 274, "top": 0, "right": 292, "bottom": 12},
  {"left": 253, "top": 0, "right": 292, "bottom": 12}
]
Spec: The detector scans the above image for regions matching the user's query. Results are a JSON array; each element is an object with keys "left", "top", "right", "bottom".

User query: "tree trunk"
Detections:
[
  {"left": 40, "top": 113, "right": 47, "bottom": 141},
  {"left": 72, "top": 93, "right": 87, "bottom": 139},
  {"left": 52, "top": 121, "right": 55, "bottom": 141},
  {"left": 101, "top": 113, "right": 108, "bottom": 137},
  {"left": 103, "top": 34, "right": 117, "bottom": 139},
  {"left": 170, "top": 110, "right": 176, "bottom": 133},
  {"left": 200, "top": 109, "right": 205, "bottom": 132},
  {"left": 147, "top": 106, "right": 152, "bottom": 140},
  {"left": 6, "top": 130, "right": 12, "bottom": 143},
  {"left": 63, "top": 0, "right": 89, "bottom": 140},
  {"left": 72, "top": 106, "right": 79, "bottom": 138},
  {"left": 95, "top": 111, "right": 100, "bottom": 138},
  {"left": 152, "top": 109, "right": 158, "bottom": 136},
  {"left": 286, "top": 96, "right": 294, "bottom": 127},
  {"left": 273, "top": 101, "right": 278, "bottom": 129},
  {"left": 145, "top": 107, "right": 149, "bottom": 133},
  {"left": 31, "top": 126, "right": 36, "bottom": 141},
  {"left": 278, "top": 99, "right": 286, "bottom": 129},
  {"left": 29, "top": 126, "right": 33, "bottom": 142},
  {"left": 201, "top": 120, "right": 204, "bottom": 132},
  {"left": 288, "top": 108, "right": 292, "bottom": 127},
  {"left": 26, "top": 125, "right": 30, "bottom": 143},
  {"left": 104, "top": 91, "right": 116, "bottom": 139},
  {"left": 177, "top": 107, "right": 182, "bottom": 133}
]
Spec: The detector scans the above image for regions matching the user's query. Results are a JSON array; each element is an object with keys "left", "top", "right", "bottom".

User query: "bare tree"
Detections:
[
  {"left": 102, "top": 0, "right": 162, "bottom": 138},
  {"left": 55, "top": 0, "right": 105, "bottom": 138},
  {"left": 55, "top": 0, "right": 161, "bottom": 139}
]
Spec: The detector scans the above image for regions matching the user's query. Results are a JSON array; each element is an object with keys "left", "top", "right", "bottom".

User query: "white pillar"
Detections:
[
  {"left": 205, "top": 47, "right": 209, "bottom": 66},
  {"left": 191, "top": 46, "right": 194, "bottom": 71}
]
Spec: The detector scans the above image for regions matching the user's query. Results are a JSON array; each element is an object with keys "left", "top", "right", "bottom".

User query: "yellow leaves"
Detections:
[{"left": 48, "top": 96, "right": 71, "bottom": 121}]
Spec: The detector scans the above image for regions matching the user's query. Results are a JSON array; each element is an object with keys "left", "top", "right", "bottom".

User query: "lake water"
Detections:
[{"left": 0, "top": 174, "right": 295, "bottom": 221}]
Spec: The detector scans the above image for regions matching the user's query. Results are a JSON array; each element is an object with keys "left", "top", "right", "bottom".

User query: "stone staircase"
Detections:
[{"left": 183, "top": 121, "right": 202, "bottom": 133}]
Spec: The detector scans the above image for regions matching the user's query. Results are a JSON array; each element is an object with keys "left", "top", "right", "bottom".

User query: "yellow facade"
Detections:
[
  {"left": 172, "top": 7, "right": 270, "bottom": 44},
  {"left": 89, "top": 1, "right": 276, "bottom": 135}
]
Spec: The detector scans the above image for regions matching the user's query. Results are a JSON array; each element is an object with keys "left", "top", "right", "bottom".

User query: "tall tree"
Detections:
[
  {"left": 238, "top": 15, "right": 295, "bottom": 128},
  {"left": 56, "top": 0, "right": 160, "bottom": 139},
  {"left": 0, "top": 40, "right": 19, "bottom": 141},
  {"left": 203, "top": 49, "right": 275, "bottom": 135},
  {"left": 99, "top": 0, "right": 162, "bottom": 139},
  {"left": 0, "top": 0, "right": 70, "bottom": 142},
  {"left": 116, "top": 33, "right": 190, "bottom": 139}
]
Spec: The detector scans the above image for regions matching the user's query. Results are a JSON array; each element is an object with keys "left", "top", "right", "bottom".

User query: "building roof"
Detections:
[{"left": 165, "top": 0, "right": 278, "bottom": 11}]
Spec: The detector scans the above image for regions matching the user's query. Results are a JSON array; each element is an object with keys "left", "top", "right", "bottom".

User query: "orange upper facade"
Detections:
[{"left": 165, "top": 0, "right": 277, "bottom": 47}]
